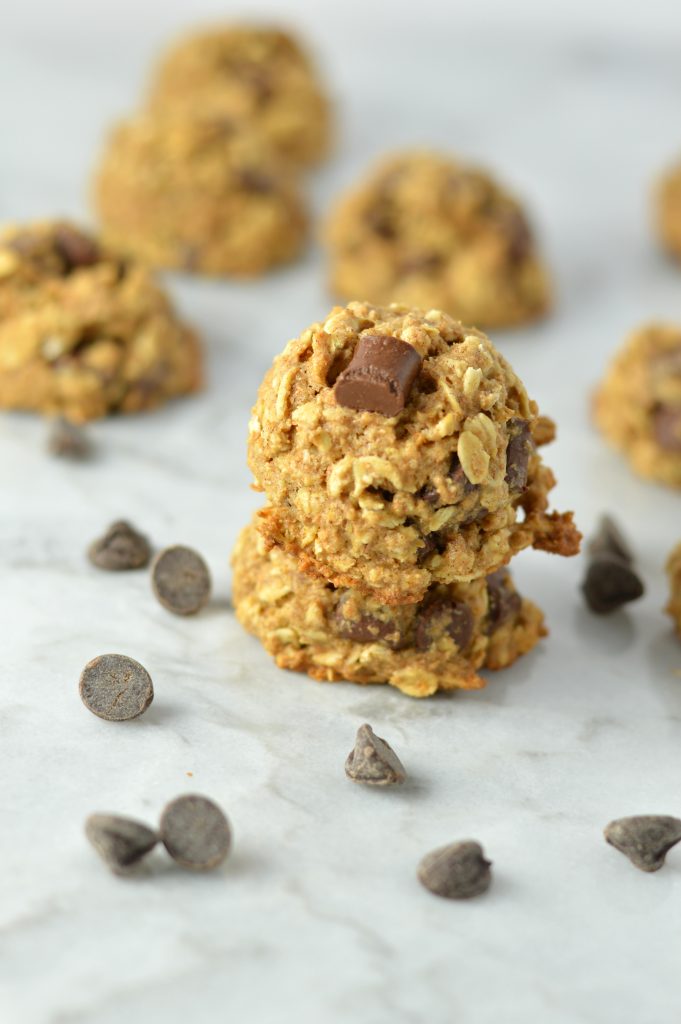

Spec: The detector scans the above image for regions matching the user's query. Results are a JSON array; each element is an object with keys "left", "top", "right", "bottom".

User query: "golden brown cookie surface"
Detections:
[
  {"left": 655, "top": 160, "right": 681, "bottom": 261},
  {"left": 667, "top": 542, "right": 681, "bottom": 635},
  {"left": 248, "top": 301, "right": 579, "bottom": 605},
  {"left": 325, "top": 152, "right": 551, "bottom": 328},
  {"left": 232, "top": 521, "right": 546, "bottom": 698},
  {"left": 0, "top": 220, "right": 200, "bottom": 422}
]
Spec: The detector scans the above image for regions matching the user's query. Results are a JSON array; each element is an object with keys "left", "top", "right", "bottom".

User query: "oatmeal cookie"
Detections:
[
  {"left": 146, "top": 25, "right": 331, "bottom": 167},
  {"left": 655, "top": 160, "right": 681, "bottom": 262},
  {"left": 232, "top": 521, "right": 546, "bottom": 698},
  {"left": 248, "top": 301, "right": 579, "bottom": 605},
  {"left": 325, "top": 151, "right": 551, "bottom": 328},
  {"left": 0, "top": 220, "right": 200, "bottom": 422},
  {"left": 94, "top": 114, "right": 307, "bottom": 277},
  {"left": 594, "top": 323, "right": 681, "bottom": 487},
  {"left": 666, "top": 542, "right": 681, "bottom": 635}
]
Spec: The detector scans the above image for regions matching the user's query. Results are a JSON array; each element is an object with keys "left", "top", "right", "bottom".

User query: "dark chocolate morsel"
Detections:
[
  {"left": 604, "top": 815, "right": 681, "bottom": 873},
  {"left": 414, "top": 599, "right": 474, "bottom": 652},
  {"left": 505, "top": 418, "right": 533, "bottom": 492},
  {"left": 334, "top": 334, "right": 423, "bottom": 417},
  {"left": 417, "top": 482, "right": 441, "bottom": 506},
  {"left": 587, "top": 515, "right": 633, "bottom": 564},
  {"left": 450, "top": 453, "right": 479, "bottom": 494},
  {"left": 485, "top": 569, "right": 522, "bottom": 633},
  {"left": 332, "top": 595, "right": 404, "bottom": 650},
  {"left": 416, "top": 530, "right": 447, "bottom": 565},
  {"left": 581, "top": 556, "right": 644, "bottom": 615},
  {"left": 653, "top": 404, "right": 681, "bottom": 453},
  {"left": 53, "top": 225, "right": 100, "bottom": 271},
  {"left": 240, "top": 168, "right": 275, "bottom": 194}
]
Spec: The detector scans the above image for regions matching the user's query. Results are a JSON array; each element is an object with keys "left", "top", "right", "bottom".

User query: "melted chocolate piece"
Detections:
[
  {"left": 485, "top": 569, "right": 521, "bottom": 633},
  {"left": 240, "top": 169, "right": 275, "bottom": 194},
  {"left": 505, "top": 418, "right": 533, "bottom": 492},
  {"left": 334, "top": 334, "right": 422, "bottom": 417},
  {"left": 414, "top": 599, "right": 474, "bottom": 652},
  {"left": 332, "top": 595, "right": 404, "bottom": 650},
  {"left": 53, "top": 225, "right": 100, "bottom": 271}
]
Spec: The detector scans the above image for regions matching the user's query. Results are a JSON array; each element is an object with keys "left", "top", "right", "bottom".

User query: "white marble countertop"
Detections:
[{"left": 2, "top": 2, "right": 681, "bottom": 1022}]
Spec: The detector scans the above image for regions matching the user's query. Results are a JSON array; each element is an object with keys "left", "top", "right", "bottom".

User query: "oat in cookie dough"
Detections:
[
  {"left": 325, "top": 152, "right": 551, "bottom": 329},
  {"left": 666, "top": 542, "right": 681, "bottom": 635},
  {"left": 232, "top": 521, "right": 546, "bottom": 698},
  {"left": 248, "top": 301, "right": 580, "bottom": 605},
  {"left": 654, "top": 160, "right": 681, "bottom": 262},
  {"left": 594, "top": 323, "right": 681, "bottom": 487},
  {"left": 94, "top": 115, "right": 307, "bottom": 277},
  {"left": 0, "top": 221, "right": 200, "bottom": 422},
  {"left": 146, "top": 25, "right": 331, "bottom": 167}
]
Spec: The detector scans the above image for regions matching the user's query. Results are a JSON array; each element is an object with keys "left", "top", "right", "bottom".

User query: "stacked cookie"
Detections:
[
  {"left": 94, "top": 26, "right": 330, "bottom": 277},
  {"left": 232, "top": 301, "right": 581, "bottom": 697}
]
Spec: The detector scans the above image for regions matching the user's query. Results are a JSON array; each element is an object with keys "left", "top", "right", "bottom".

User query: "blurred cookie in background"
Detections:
[{"left": 655, "top": 158, "right": 681, "bottom": 262}]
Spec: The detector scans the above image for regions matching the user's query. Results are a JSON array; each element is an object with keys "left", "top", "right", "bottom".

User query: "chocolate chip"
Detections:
[
  {"left": 47, "top": 417, "right": 91, "bottom": 460},
  {"left": 604, "top": 815, "right": 681, "bottom": 873},
  {"left": 332, "top": 594, "right": 404, "bottom": 649},
  {"left": 85, "top": 814, "right": 158, "bottom": 874},
  {"left": 79, "top": 654, "right": 154, "bottom": 722},
  {"left": 505, "top": 418, "right": 533, "bottom": 492},
  {"left": 417, "top": 483, "right": 441, "bottom": 506},
  {"left": 416, "top": 530, "right": 447, "bottom": 565},
  {"left": 88, "top": 520, "right": 151, "bottom": 571},
  {"left": 418, "top": 841, "right": 492, "bottom": 899},
  {"left": 587, "top": 514, "right": 633, "bottom": 564},
  {"left": 581, "top": 515, "right": 644, "bottom": 615},
  {"left": 151, "top": 545, "right": 211, "bottom": 616},
  {"left": 499, "top": 208, "right": 533, "bottom": 264},
  {"left": 486, "top": 569, "right": 521, "bottom": 632},
  {"left": 653, "top": 404, "right": 681, "bottom": 452},
  {"left": 415, "top": 599, "right": 474, "bottom": 652},
  {"left": 334, "top": 334, "right": 422, "bottom": 417},
  {"left": 345, "top": 723, "right": 406, "bottom": 786},
  {"left": 159, "top": 794, "right": 232, "bottom": 871},
  {"left": 240, "top": 169, "right": 275, "bottom": 194},
  {"left": 450, "top": 453, "right": 478, "bottom": 494},
  {"left": 53, "top": 225, "right": 100, "bottom": 271}
]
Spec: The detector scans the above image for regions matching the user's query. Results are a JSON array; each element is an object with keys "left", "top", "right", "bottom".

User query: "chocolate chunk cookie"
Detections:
[
  {"left": 594, "top": 323, "right": 681, "bottom": 487},
  {"left": 231, "top": 521, "right": 547, "bottom": 698},
  {"left": 146, "top": 25, "right": 331, "bottom": 167},
  {"left": 0, "top": 220, "right": 201, "bottom": 422},
  {"left": 325, "top": 151, "right": 551, "bottom": 328},
  {"left": 248, "top": 301, "right": 580, "bottom": 605},
  {"left": 94, "top": 115, "right": 307, "bottom": 277}
]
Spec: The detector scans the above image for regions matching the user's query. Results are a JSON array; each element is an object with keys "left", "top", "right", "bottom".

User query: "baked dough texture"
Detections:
[
  {"left": 594, "top": 323, "right": 681, "bottom": 487},
  {"left": 232, "top": 520, "right": 546, "bottom": 698},
  {"left": 0, "top": 220, "right": 201, "bottom": 422},
  {"left": 146, "top": 25, "right": 331, "bottom": 167},
  {"left": 655, "top": 160, "right": 681, "bottom": 261},
  {"left": 667, "top": 542, "right": 681, "bottom": 635},
  {"left": 325, "top": 151, "right": 551, "bottom": 328},
  {"left": 94, "top": 115, "right": 307, "bottom": 277},
  {"left": 248, "top": 301, "right": 580, "bottom": 605}
]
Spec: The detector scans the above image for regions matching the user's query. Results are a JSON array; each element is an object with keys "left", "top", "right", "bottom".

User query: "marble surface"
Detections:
[{"left": 2, "top": 2, "right": 681, "bottom": 1022}]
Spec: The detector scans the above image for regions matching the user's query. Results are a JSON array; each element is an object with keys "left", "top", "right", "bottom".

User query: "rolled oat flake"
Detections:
[
  {"left": 79, "top": 653, "right": 154, "bottom": 721},
  {"left": 85, "top": 813, "right": 158, "bottom": 873},
  {"left": 151, "top": 545, "right": 211, "bottom": 615},
  {"left": 160, "top": 794, "right": 231, "bottom": 871},
  {"left": 418, "top": 840, "right": 492, "bottom": 899}
]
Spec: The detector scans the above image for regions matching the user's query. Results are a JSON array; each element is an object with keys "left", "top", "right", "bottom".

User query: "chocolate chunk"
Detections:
[
  {"left": 486, "top": 569, "right": 521, "bottom": 632},
  {"left": 653, "top": 404, "right": 681, "bottom": 452},
  {"left": 85, "top": 814, "right": 158, "bottom": 874},
  {"left": 450, "top": 453, "right": 478, "bottom": 494},
  {"left": 334, "top": 334, "right": 422, "bottom": 417},
  {"left": 587, "top": 514, "right": 633, "bottom": 564},
  {"left": 604, "top": 815, "right": 681, "bottom": 873},
  {"left": 53, "top": 225, "right": 100, "bottom": 271},
  {"left": 88, "top": 520, "right": 151, "bottom": 571},
  {"left": 332, "top": 595, "right": 404, "bottom": 649},
  {"left": 79, "top": 654, "right": 154, "bottom": 722},
  {"left": 582, "top": 515, "right": 644, "bottom": 615},
  {"left": 47, "top": 417, "right": 91, "bottom": 460},
  {"left": 415, "top": 599, "right": 474, "bottom": 652},
  {"left": 505, "top": 418, "right": 533, "bottom": 492},
  {"left": 418, "top": 841, "right": 492, "bottom": 899},
  {"left": 416, "top": 530, "right": 446, "bottom": 565},
  {"left": 159, "top": 794, "right": 232, "bottom": 871},
  {"left": 500, "top": 208, "right": 533, "bottom": 264},
  {"left": 345, "top": 724, "right": 406, "bottom": 786},
  {"left": 417, "top": 483, "right": 441, "bottom": 506},
  {"left": 151, "top": 545, "right": 212, "bottom": 616}
]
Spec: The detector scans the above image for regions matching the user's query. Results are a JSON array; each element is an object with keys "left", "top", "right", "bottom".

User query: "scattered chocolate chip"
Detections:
[
  {"left": 53, "top": 224, "right": 100, "bottom": 271},
  {"left": 47, "top": 417, "right": 91, "bottom": 460},
  {"left": 88, "top": 520, "right": 151, "bottom": 571},
  {"left": 332, "top": 595, "right": 404, "bottom": 649},
  {"left": 486, "top": 569, "right": 521, "bottom": 632},
  {"left": 79, "top": 654, "right": 154, "bottom": 722},
  {"left": 418, "top": 841, "right": 492, "bottom": 899},
  {"left": 159, "top": 794, "right": 232, "bottom": 871},
  {"left": 653, "top": 404, "right": 681, "bottom": 453},
  {"left": 505, "top": 418, "right": 533, "bottom": 492},
  {"left": 581, "top": 515, "right": 644, "bottom": 614},
  {"left": 85, "top": 813, "right": 158, "bottom": 874},
  {"left": 415, "top": 599, "right": 474, "bottom": 652},
  {"left": 345, "top": 723, "right": 406, "bottom": 786},
  {"left": 334, "top": 334, "right": 422, "bottom": 417},
  {"left": 151, "top": 545, "right": 211, "bottom": 616},
  {"left": 604, "top": 815, "right": 681, "bottom": 872}
]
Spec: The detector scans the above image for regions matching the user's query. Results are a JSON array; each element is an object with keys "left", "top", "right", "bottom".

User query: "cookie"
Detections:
[
  {"left": 94, "top": 114, "right": 307, "bottom": 277},
  {"left": 146, "top": 25, "right": 331, "bottom": 167},
  {"left": 248, "top": 301, "right": 580, "bottom": 605},
  {"left": 594, "top": 323, "right": 681, "bottom": 487},
  {"left": 325, "top": 151, "right": 551, "bottom": 329},
  {"left": 655, "top": 160, "right": 681, "bottom": 262},
  {"left": 0, "top": 220, "right": 201, "bottom": 422},
  {"left": 666, "top": 541, "right": 681, "bottom": 635},
  {"left": 232, "top": 521, "right": 546, "bottom": 698}
]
